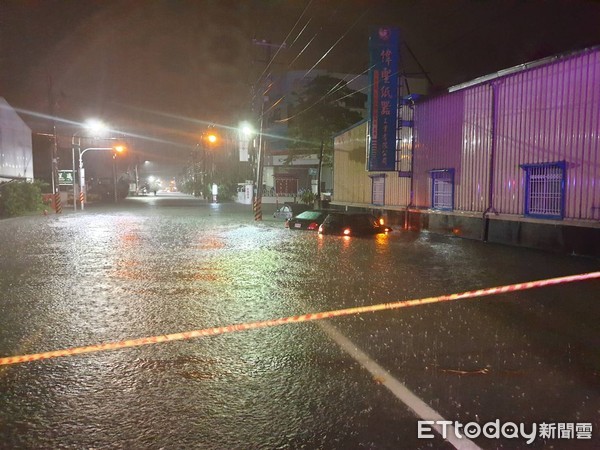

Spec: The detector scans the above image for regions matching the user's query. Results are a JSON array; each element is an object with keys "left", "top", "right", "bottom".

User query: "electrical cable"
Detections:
[
  {"left": 275, "top": 65, "right": 373, "bottom": 124},
  {"left": 302, "top": 9, "right": 370, "bottom": 79},
  {"left": 253, "top": 0, "right": 314, "bottom": 90}
]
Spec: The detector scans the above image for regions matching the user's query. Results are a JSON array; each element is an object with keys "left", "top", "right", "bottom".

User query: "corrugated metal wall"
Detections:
[
  {"left": 333, "top": 121, "right": 371, "bottom": 204},
  {"left": 493, "top": 50, "right": 600, "bottom": 219},
  {"left": 332, "top": 48, "right": 599, "bottom": 221},
  {"left": 383, "top": 173, "right": 411, "bottom": 207},
  {"left": 413, "top": 92, "right": 473, "bottom": 209},
  {"left": 333, "top": 119, "right": 412, "bottom": 208},
  {"left": 413, "top": 48, "right": 600, "bottom": 221},
  {"left": 461, "top": 86, "right": 493, "bottom": 212}
]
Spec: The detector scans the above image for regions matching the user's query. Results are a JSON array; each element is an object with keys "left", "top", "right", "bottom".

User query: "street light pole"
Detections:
[
  {"left": 251, "top": 39, "right": 285, "bottom": 220},
  {"left": 202, "top": 141, "right": 207, "bottom": 201},
  {"left": 78, "top": 147, "right": 121, "bottom": 210},
  {"left": 72, "top": 120, "right": 111, "bottom": 211},
  {"left": 199, "top": 130, "right": 218, "bottom": 202},
  {"left": 254, "top": 98, "right": 266, "bottom": 220},
  {"left": 71, "top": 133, "right": 80, "bottom": 211},
  {"left": 113, "top": 154, "right": 118, "bottom": 203}
]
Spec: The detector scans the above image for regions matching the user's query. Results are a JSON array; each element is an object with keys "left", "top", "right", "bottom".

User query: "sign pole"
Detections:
[
  {"left": 71, "top": 135, "right": 79, "bottom": 211},
  {"left": 79, "top": 150, "right": 85, "bottom": 210}
]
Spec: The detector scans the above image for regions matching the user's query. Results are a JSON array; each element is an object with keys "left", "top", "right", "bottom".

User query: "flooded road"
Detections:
[{"left": 0, "top": 193, "right": 598, "bottom": 449}]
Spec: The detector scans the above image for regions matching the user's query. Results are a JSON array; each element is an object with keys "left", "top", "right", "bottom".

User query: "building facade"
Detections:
[
  {"left": 0, "top": 97, "right": 33, "bottom": 182},
  {"left": 259, "top": 70, "right": 368, "bottom": 198},
  {"left": 332, "top": 47, "right": 600, "bottom": 256}
]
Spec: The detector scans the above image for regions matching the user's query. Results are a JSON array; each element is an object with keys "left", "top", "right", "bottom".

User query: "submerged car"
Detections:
[
  {"left": 285, "top": 210, "right": 332, "bottom": 231},
  {"left": 318, "top": 212, "right": 392, "bottom": 236}
]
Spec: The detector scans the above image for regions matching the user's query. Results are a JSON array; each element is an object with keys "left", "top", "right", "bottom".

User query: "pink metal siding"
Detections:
[
  {"left": 414, "top": 86, "right": 492, "bottom": 212},
  {"left": 413, "top": 92, "right": 485, "bottom": 210},
  {"left": 493, "top": 50, "right": 600, "bottom": 219},
  {"left": 460, "top": 86, "right": 492, "bottom": 212},
  {"left": 414, "top": 48, "right": 600, "bottom": 221}
]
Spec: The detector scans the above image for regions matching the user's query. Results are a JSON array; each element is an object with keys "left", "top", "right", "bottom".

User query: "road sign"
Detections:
[{"left": 58, "top": 170, "right": 74, "bottom": 185}]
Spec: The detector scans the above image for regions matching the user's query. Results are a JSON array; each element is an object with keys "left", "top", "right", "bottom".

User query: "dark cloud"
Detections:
[{"left": 1, "top": 0, "right": 599, "bottom": 161}]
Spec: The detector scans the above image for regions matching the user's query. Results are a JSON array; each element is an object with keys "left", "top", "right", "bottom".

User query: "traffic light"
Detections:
[{"left": 113, "top": 144, "right": 126, "bottom": 153}]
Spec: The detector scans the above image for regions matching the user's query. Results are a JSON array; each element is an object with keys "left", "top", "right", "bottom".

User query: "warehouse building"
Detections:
[
  {"left": 332, "top": 46, "right": 600, "bottom": 256},
  {"left": 0, "top": 97, "right": 33, "bottom": 182}
]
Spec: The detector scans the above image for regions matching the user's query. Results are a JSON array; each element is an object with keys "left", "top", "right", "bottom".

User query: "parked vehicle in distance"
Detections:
[
  {"left": 273, "top": 202, "right": 311, "bottom": 220},
  {"left": 318, "top": 212, "right": 392, "bottom": 236},
  {"left": 285, "top": 210, "right": 332, "bottom": 231}
]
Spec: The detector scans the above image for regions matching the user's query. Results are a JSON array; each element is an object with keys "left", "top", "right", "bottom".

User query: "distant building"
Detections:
[
  {"left": 333, "top": 46, "right": 600, "bottom": 256},
  {"left": 0, "top": 97, "right": 33, "bottom": 182},
  {"left": 259, "top": 70, "right": 369, "bottom": 199}
]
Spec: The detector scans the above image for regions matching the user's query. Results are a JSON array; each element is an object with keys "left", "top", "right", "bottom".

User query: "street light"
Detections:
[
  {"left": 239, "top": 121, "right": 254, "bottom": 138},
  {"left": 111, "top": 147, "right": 126, "bottom": 203},
  {"left": 201, "top": 130, "right": 219, "bottom": 202},
  {"left": 191, "top": 129, "right": 220, "bottom": 199},
  {"left": 79, "top": 144, "right": 126, "bottom": 210},
  {"left": 71, "top": 120, "right": 109, "bottom": 211}
]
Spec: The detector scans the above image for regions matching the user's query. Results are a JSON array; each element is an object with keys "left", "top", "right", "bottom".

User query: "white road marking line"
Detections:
[{"left": 319, "top": 321, "right": 482, "bottom": 450}]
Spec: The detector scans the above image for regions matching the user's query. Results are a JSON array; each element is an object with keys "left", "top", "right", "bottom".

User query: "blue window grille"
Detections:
[
  {"left": 521, "top": 161, "right": 566, "bottom": 219},
  {"left": 431, "top": 169, "right": 454, "bottom": 211}
]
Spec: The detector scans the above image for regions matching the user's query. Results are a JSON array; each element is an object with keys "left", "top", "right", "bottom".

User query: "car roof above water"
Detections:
[{"left": 324, "top": 211, "right": 377, "bottom": 217}]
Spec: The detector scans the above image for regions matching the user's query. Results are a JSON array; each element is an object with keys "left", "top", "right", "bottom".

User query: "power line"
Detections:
[
  {"left": 253, "top": 0, "right": 314, "bottom": 89},
  {"left": 286, "top": 32, "right": 318, "bottom": 69},
  {"left": 289, "top": 17, "right": 312, "bottom": 48},
  {"left": 303, "top": 8, "right": 370, "bottom": 79},
  {"left": 255, "top": 6, "right": 372, "bottom": 123},
  {"left": 276, "top": 66, "right": 372, "bottom": 124}
]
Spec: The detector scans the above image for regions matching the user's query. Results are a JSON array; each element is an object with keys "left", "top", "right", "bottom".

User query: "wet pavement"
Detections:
[{"left": 0, "top": 193, "right": 598, "bottom": 449}]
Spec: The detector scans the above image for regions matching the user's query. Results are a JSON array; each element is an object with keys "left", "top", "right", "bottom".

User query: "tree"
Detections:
[{"left": 286, "top": 75, "right": 365, "bottom": 203}]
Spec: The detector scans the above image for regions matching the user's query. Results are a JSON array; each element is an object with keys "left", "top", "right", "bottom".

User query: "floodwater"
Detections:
[{"left": 0, "top": 194, "right": 598, "bottom": 449}]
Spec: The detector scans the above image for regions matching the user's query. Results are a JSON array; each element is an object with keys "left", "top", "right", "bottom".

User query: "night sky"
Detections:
[{"left": 1, "top": 0, "right": 599, "bottom": 168}]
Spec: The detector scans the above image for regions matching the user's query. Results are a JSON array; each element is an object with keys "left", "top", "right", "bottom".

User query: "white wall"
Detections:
[{"left": 0, "top": 98, "right": 33, "bottom": 181}]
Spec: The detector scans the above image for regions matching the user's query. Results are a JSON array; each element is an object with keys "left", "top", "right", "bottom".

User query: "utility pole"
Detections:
[
  {"left": 254, "top": 96, "right": 266, "bottom": 220},
  {"left": 317, "top": 139, "right": 324, "bottom": 208},
  {"left": 47, "top": 74, "right": 61, "bottom": 213},
  {"left": 251, "top": 39, "right": 286, "bottom": 221}
]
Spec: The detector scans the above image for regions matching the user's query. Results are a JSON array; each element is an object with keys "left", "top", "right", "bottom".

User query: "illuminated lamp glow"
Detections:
[
  {"left": 240, "top": 122, "right": 254, "bottom": 136},
  {"left": 85, "top": 119, "right": 108, "bottom": 137},
  {"left": 343, "top": 228, "right": 351, "bottom": 236}
]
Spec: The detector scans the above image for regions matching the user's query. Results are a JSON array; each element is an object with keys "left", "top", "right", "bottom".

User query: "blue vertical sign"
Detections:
[{"left": 368, "top": 27, "right": 399, "bottom": 171}]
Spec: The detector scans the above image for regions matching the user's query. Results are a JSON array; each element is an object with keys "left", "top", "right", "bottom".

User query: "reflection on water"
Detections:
[{"left": 0, "top": 203, "right": 598, "bottom": 448}]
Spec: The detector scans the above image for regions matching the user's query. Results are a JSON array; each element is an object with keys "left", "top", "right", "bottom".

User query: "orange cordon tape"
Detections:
[{"left": 1, "top": 271, "right": 599, "bottom": 366}]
